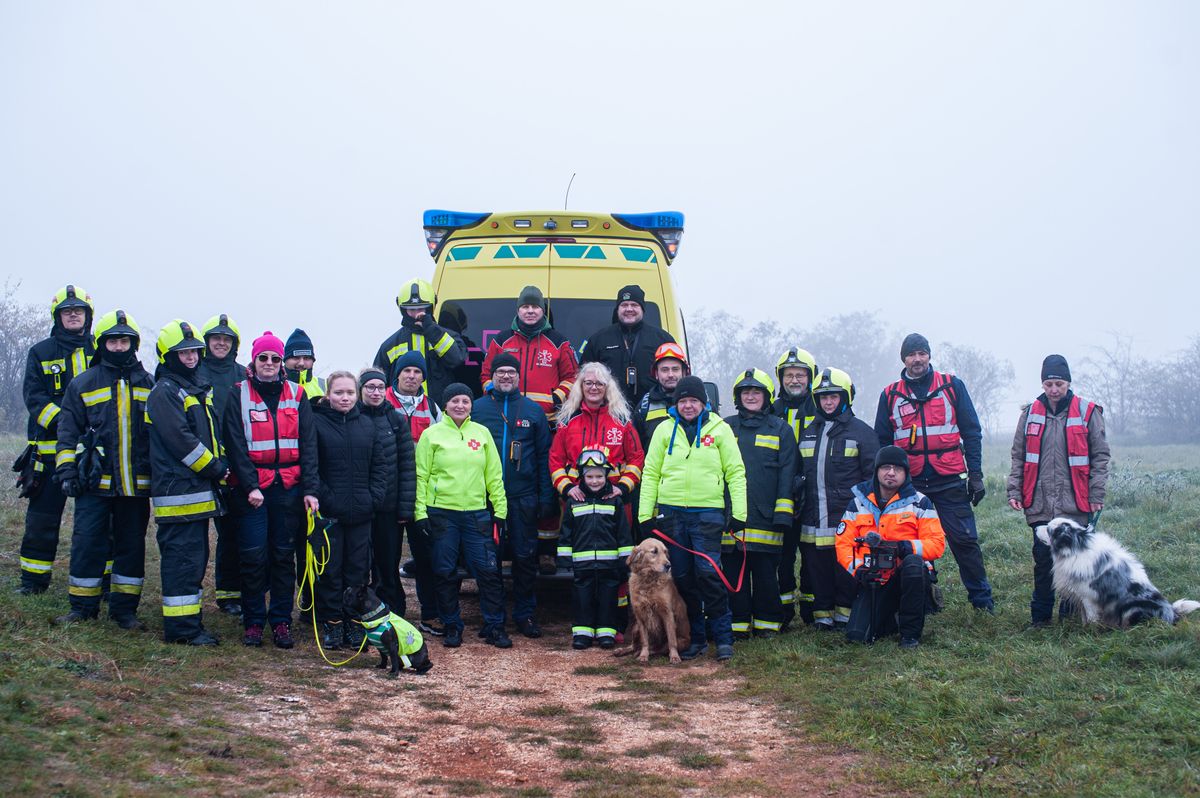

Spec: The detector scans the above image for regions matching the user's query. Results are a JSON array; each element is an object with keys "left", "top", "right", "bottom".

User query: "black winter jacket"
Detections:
[
  {"left": 578, "top": 320, "right": 676, "bottom": 408},
  {"left": 557, "top": 489, "right": 632, "bottom": 571},
  {"left": 723, "top": 409, "right": 798, "bottom": 551},
  {"left": 373, "top": 315, "right": 466, "bottom": 404},
  {"left": 798, "top": 407, "right": 879, "bottom": 544},
  {"left": 470, "top": 388, "right": 554, "bottom": 507},
  {"left": 771, "top": 391, "right": 817, "bottom": 443},
  {"left": 196, "top": 354, "right": 245, "bottom": 426},
  {"left": 55, "top": 358, "right": 154, "bottom": 497},
  {"left": 633, "top": 382, "right": 674, "bottom": 450},
  {"left": 24, "top": 325, "right": 94, "bottom": 461},
  {"left": 222, "top": 376, "right": 320, "bottom": 500},
  {"left": 359, "top": 401, "right": 417, "bottom": 520},
  {"left": 312, "top": 402, "right": 389, "bottom": 524},
  {"left": 146, "top": 369, "right": 226, "bottom": 523}
]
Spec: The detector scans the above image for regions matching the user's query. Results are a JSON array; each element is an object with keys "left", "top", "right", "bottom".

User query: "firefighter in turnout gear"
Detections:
[
  {"left": 147, "top": 321, "right": 228, "bottom": 645},
  {"left": 633, "top": 342, "right": 689, "bottom": 450},
  {"left": 15, "top": 285, "right": 96, "bottom": 595},
  {"left": 374, "top": 278, "right": 466, "bottom": 404},
  {"left": 54, "top": 310, "right": 153, "bottom": 629},
  {"left": 721, "top": 369, "right": 797, "bottom": 638},
  {"left": 798, "top": 367, "right": 879, "bottom": 628},
  {"left": 873, "top": 333, "right": 994, "bottom": 612},
  {"left": 558, "top": 450, "right": 633, "bottom": 649},
  {"left": 197, "top": 313, "right": 244, "bottom": 616},
  {"left": 770, "top": 346, "right": 818, "bottom": 629}
]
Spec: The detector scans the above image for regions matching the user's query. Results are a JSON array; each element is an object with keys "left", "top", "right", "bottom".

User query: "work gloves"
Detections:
[{"left": 968, "top": 472, "right": 986, "bottom": 507}]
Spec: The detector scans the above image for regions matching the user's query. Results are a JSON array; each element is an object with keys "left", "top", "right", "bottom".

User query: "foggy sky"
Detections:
[{"left": 2, "top": 2, "right": 1196, "bottom": 411}]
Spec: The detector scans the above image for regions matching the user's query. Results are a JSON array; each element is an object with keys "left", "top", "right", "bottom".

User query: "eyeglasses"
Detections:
[
  {"left": 256, "top": 354, "right": 282, "bottom": 364},
  {"left": 581, "top": 380, "right": 606, "bottom": 389},
  {"left": 362, "top": 384, "right": 386, "bottom": 393},
  {"left": 493, "top": 368, "right": 518, "bottom": 377}
]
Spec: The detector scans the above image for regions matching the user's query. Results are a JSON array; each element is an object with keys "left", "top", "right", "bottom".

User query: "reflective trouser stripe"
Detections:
[
  {"left": 596, "top": 627, "right": 617, "bottom": 637},
  {"left": 215, "top": 590, "right": 241, "bottom": 600},
  {"left": 104, "top": 559, "right": 114, "bottom": 575},
  {"left": 69, "top": 576, "right": 104, "bottom": 596},
  {"left": 537, "top": 529, "right": 560, "bottom": 540},
  {"left": 111, "top": 574, "right": 144, "bottom": 595},
  {"left": 21, "top": 557, "right": 53, "bottom": 574},
  {"left": 813, "top": 609, "right": 834, "bottom": 620},
  {"left": 732, "top": 621, "right": 751, "bottom": 632},
  {"left": 834, "top": 607, "right": 852, "bottom": 622},
  {"left": 753, "top": 619, "right": 782, "bottom": 631},
  {"left": 799, "top": 591, "right": 815, "bottom": 603},
  {"left": 163, "top": 593, "right": 203, "bottom": 616},
  {"left": 572, "top": 626, "right": 595, "bottom": 637},
  {"left": 617, "top": 594, "right": 629, "bottom": 607},
  {"left": 556, "top": 547, "right": 571, "bottom": 558},
  {"left": 780, "top": 590, "right": 795, "bottom": 605}
]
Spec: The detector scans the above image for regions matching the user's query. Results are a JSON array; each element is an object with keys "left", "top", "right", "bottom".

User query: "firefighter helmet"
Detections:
[
  {"left": 396, "top": 278, "right": 436, "bottom": 311},
  {"left": 652, "top": 342, "right": 690, "bottom": 374},
  {"left": 812, "top": 367, "right": 855, "bottom": 405},
  {"left": 775, "top": 347, "right": 817, "bottom": 390},
  {"left": 201, "top": 313, "right": 241, "bottom": 343},
  {"left": 50, "top": 284, "right": 94, "bottom": 323},
  {"left": 93, "top": 309, "right": 141, "bottom": 348},
  {"left": 732, "top": 368, "right": 776, "bottom": 403},
  {"left": 156, "top": 319, "right": 206, "bottom": 364}
]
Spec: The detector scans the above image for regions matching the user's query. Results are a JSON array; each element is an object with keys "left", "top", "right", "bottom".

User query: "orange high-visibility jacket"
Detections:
[{"left": 834, "top": 479, "right": 946, "bottom": 575}]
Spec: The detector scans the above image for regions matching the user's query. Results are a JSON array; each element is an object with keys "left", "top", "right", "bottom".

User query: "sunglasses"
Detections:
[{"left": 256, "top": 354, "right": 282, "bottom": 363}]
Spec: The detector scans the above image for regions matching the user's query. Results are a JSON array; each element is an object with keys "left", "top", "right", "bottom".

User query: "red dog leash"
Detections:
[{"left": 650, "top": 527, "right": 747, "bottom": 593}]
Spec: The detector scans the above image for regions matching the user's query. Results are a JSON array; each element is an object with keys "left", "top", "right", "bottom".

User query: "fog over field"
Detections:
[{"left": 2, "top": 3, "right": 1196, "bottom": 406}]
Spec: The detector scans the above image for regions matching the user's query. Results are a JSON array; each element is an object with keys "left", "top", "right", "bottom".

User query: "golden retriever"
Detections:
[{"left": 613, "top": 538, "right": 691, "bottom": 664}]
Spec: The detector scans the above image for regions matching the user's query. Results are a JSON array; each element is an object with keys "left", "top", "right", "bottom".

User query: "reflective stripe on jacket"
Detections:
[
  {"left": 480, "top": 324, "right": 578, "bottom": 419},
  {"left": 798, "top": 410, "right": 879, "bottom": 547},
  {"left": 834, "top": 479, "right": 945, "bottom": 575},
  {"left": 1021, "top": 394, "right": 1095, "bottom": 513},
  {"left": 549, "top": 403, "right": 645, "bottom": 497},
  {"left": 638, "top": 410, "right": 747, "bottom": 523},
  {"left": 239, "top": 380, "right": 303, "bottom": 490},
  {"left": 25, "top": 333, "right": 93, "bottom": 460},
  {"left": 884, "top": 371, "right": 966, "bottom": 478},
  {"left": 414, "top": 415, "right": 508, "bottom": 520},
  {"left": 147, "top": 373, "right": 225, "bottom": 522},
  {"left": 722, "top": 409, "right": 797, "bottom": 551},
  {"left": 558, "top": 494, "right": 633, "bottom": 569}
]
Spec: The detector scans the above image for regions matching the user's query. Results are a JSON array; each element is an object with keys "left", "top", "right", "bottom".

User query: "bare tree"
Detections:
[
  {"left": 1146, "top": 335, "right": 1200, "bottom": 442},
  {"left": 1076, "top": 333, "right": 1138, "bottom": 438},
  {"left": 937, "top": 342, "right": 1015, "bottom": 437},
  {"left": 0, "top": 281, "right": 47, "bottom": 432}
]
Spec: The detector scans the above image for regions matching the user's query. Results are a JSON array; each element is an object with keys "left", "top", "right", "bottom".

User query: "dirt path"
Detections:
[{"left": 225, "top": 583, "right": 879, "bottom": 798}]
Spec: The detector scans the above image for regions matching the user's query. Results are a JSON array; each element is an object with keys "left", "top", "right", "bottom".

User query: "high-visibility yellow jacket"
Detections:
[
  {"left": 638, "top": 409, "right": 746, "bottom": 524},
  {"left": 414, "top": 415, "right": 507, "bottom": 521}
]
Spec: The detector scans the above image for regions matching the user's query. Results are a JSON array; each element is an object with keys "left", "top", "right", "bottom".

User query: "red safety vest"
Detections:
[
  {"left": 1021, "top": 395, "right": 1095, "bottom": 513},
  {"left": 386, "top": 387, "right": 434, "bottom": 441},
  {"left": 239, "top": 380, "right": 303, "bottom": 489},
  {"left": 885, "top": 371, "right": 965, "bottom": 477}
]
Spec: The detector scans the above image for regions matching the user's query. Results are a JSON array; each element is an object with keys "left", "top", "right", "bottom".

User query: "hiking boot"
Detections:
[
  {"left": 343, "top": 623, "right": 366, "bottom": 651},
  {"left": 899, "top": 637, "right": 920, "bottom": 650},
  {"left": 538, "top": 554, "right": 558, "bottom": 575},
  {"left": 243, "top": 624, "right": 264, "bottom": 647},
  {"left": 679, "top": 642, "right": 708, "bottom": 661},
  {"left": 716, "top": 644, "right": 734, "bottom": 662},
  {"left": 14, "top": 583, "right": 46, "bottom": 596},
  {"left": 54, "top": 610, "right": 95, "bottom": 626},
  {"left": 572, "top": 635, "right": 593, "bottom": 650},
  {"left": 516, "top": 618, "right": 542, "bottom": 639},
  {"left": 218, "top": 602, "right": 243, "bottom": 617},
  {"left": 112, "top": 614, "right": 145, "bottom": 631},
  {"left": 182, "top": 629, "right": 220, "bottom": 646},
  {"left": 443, "top": 626, "right": 463, "bottom": 648},
  {"left": 484, "top": 626, "right": 513, "bottom": 649},
  {"left": 597, "top": 636, "right": 616, "bottom": 650},
  {"left": 319, "top": 621, "right": 344, "bottom": 650},
  {"left": 272, "top": 622, "right": 294, "bottom": 649},
  {"left": 399, "top": 559, "right": 416, "bottom": 579},
  {"left": 418, "top": 619, "right": 445, "bottom": 637}
]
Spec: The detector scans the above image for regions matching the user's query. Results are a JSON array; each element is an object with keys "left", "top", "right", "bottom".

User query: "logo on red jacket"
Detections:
[
  {"left": 467, "top": 439, "right": 481, "bottom": 450},
  {"left": 535, "top": 350, "right": 554, "bottom": 368},
  {"left": 605, "top": 428, "right": 623, "bottom": 446},
  {"left": 249, "top": 410, "right": 269, "bottom": 423},
  {"left": 701, "top": 435, "right": 714, "bottom": 447}
]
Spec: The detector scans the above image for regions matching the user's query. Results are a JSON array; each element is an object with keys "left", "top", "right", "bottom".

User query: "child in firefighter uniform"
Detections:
[
  {"left": 147, "top": 321, "right": 229, "bottom": 645},
  {"left": 558, "top": 451, "right": 633, "bottom": 650}
]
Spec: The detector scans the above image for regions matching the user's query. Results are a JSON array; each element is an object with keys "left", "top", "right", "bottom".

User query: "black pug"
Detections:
[{"left": 343, "top": 585, "right": 433, "bottom": 677}]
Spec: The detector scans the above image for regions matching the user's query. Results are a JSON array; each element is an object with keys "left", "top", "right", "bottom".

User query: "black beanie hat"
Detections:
[
  {"left": 517, "top": 285, "right": 546, "bottom": 310},
  {"left": 359, "top": 368, "right": 387, "bottom": 388},
  {"left": 1041, "top": 354, "right": 1072, "bottom": 382},
  {"left": 615, "top": 284, "right": 646, "bottom": 309},
  {"left": 285, "top": 328, "right": 315, "bottom": 360},
  {"left": 874, "top": 445, "right": 910, "bottom": 472},
  {"left": 491, "top": 352, "right": 521, "bottom": 374},
  {"left": 441, "top": 382, "right": 474, "bottom": 407},
  {"left": 673, "top": 375, "right": 708, "bottom": 404},
  {"left": 900, "top": 333, "right": 930, "bottom": 360}
]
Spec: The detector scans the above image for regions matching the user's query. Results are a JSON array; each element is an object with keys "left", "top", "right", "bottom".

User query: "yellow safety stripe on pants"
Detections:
[
  {"left": 813, "top": 609, "right": 834, "bottom": 620},
  {"left": 834, "top": 607, "right": 852, "bottom": 622},
  {"left": 69, "top": 576, "right": 103, "bottom": 596},
  {"left": 799, "top": 591, "right": 815, "bottom": 603},
  {"left": 572, "top": 626, "right": 596, "bottom": 637},
  {"left": 596, "top": 627, "right": 617, "bottom": 637},
  {"left": 779, "top": 591, "right": 795, "bottom": 605},
  {"left": 111, "top": 574, "right": 144, "bottom": 595},
  {"left": 20, "top": 557, "right": 53, "bottom": 573},
  {"left": 732, "top": 621, "right": 751, "bottom": 632},
  {"left": 753, "top": 619, "right": 782, "bottom": 631},
  {"left": 162, "top": 592, "right": 202, "bottom": 616},
  {"left": 215, "top": 590, "right": 242, "bottom": 600},
  {"left": 36, "top": 440, "right": 57, "bottom": 456}
]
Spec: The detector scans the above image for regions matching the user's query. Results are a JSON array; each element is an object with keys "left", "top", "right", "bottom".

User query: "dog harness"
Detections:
[{"left": 359, "top": 603, "right": 425, "bottom": 669}]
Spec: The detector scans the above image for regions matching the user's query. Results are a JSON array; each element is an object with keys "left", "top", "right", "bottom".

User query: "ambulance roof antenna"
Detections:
[{"left": 564, "top": 172, "right": 576, "bottom": 210}]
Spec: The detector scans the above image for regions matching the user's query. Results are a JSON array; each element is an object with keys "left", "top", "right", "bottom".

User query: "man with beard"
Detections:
[{"left": 579, "top": 285, "right": 676, "bottom": 409}]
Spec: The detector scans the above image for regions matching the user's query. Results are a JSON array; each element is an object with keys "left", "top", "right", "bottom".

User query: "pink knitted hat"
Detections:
[{"left": 251, "top": 330, "right": 285, "bottom": 361}]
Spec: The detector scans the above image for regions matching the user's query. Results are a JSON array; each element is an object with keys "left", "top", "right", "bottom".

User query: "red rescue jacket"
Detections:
[
  {"left": 385, "top": 388, "right": 435, "bottom": 442},
  {"left": 1021, "top": 394, "right": 1096, "bottom": 513},
  {"left": 885, "top": 371, "right": 966, "bottom": 478},
  {"left": 549, "top": 402, "right": 644, "bottom": 497},
  {"left": 481, "top": 325, "right": 578, "bottom": 419},
  {"left": 239, "top": 379, "right": 303, "bottom": 490}
]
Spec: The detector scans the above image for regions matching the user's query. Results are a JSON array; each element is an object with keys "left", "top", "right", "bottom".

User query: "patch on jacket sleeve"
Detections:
[{"left": 836, "top": 522, "right": 847, "bottom": 536}]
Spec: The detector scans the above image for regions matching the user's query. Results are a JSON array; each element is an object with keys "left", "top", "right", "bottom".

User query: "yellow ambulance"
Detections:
[{"left": 421, "top": 209, "right": 687, "bottom": 386}]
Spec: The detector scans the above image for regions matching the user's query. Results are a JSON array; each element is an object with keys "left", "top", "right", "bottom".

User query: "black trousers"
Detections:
[
  {"left": 371, "top": 509, "right": 406, "bottom": 616},
  {"left": 19, "top": 466, "right": 69, "bottom": 589},
  {"left": 572, "top": 566, "right": 621, "bottom": 639},
  {"left": 158, "top": 520, "right": 209, "bottom": 642},
  {"left": 845, "top": 554, "right": 929, "bottom": 643},
  {"left": 403, "top": 519, "right": 439, "bottom": 622},
  {"left": 212, "top": 515, "right": 241, "bottom": 607},
  {"left": 504, "top": 494, "right": 539, "bottom": 624},
  {"left": 779, "top": 522, "right": 804, "bottom": 626},
  {"left": 69, "top": 495, "right": 149, "bottom": 619},
  {"left": 723, "top": 548, "right": 782, "bottom": 633},
  {"left": 315, "top": 519, "right": 372, "bottom": 624}
]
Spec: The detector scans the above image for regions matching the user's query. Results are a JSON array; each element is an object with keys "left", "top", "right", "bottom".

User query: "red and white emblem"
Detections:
[
  {"left": 467, "top": 439, "right": 481, "bottom": 450},
  {"left": 605, "top": 428, "right": 623, "bottom": 445},
  {"left": 701, "top": 435, "right": 714, "bottom": 447},
  {"left": 535, "top": 350, "right": 554, "bottom": 368}
]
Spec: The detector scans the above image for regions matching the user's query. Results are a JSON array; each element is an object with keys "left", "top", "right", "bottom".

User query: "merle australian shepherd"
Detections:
[{"left": 1036, "top": 517, "right": 1200, "bottom": 628}]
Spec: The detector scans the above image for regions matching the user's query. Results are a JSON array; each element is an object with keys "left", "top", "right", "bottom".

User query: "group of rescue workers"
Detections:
[{"left": 14, "top": 281, "right": 1109, "bottom": 660}]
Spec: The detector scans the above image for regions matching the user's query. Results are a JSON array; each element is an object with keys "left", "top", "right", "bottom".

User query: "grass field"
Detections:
[{"left": 1, "top": 439, "right": 1197, "bottom": 796}]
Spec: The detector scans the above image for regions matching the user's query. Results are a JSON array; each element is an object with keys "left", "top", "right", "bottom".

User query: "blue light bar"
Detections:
[
  {"left": 612, "top": 211, "right": 685, "bottom": 231},
  {"left": 422, "top": 209, "right": 490, "bottom": 229}
]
